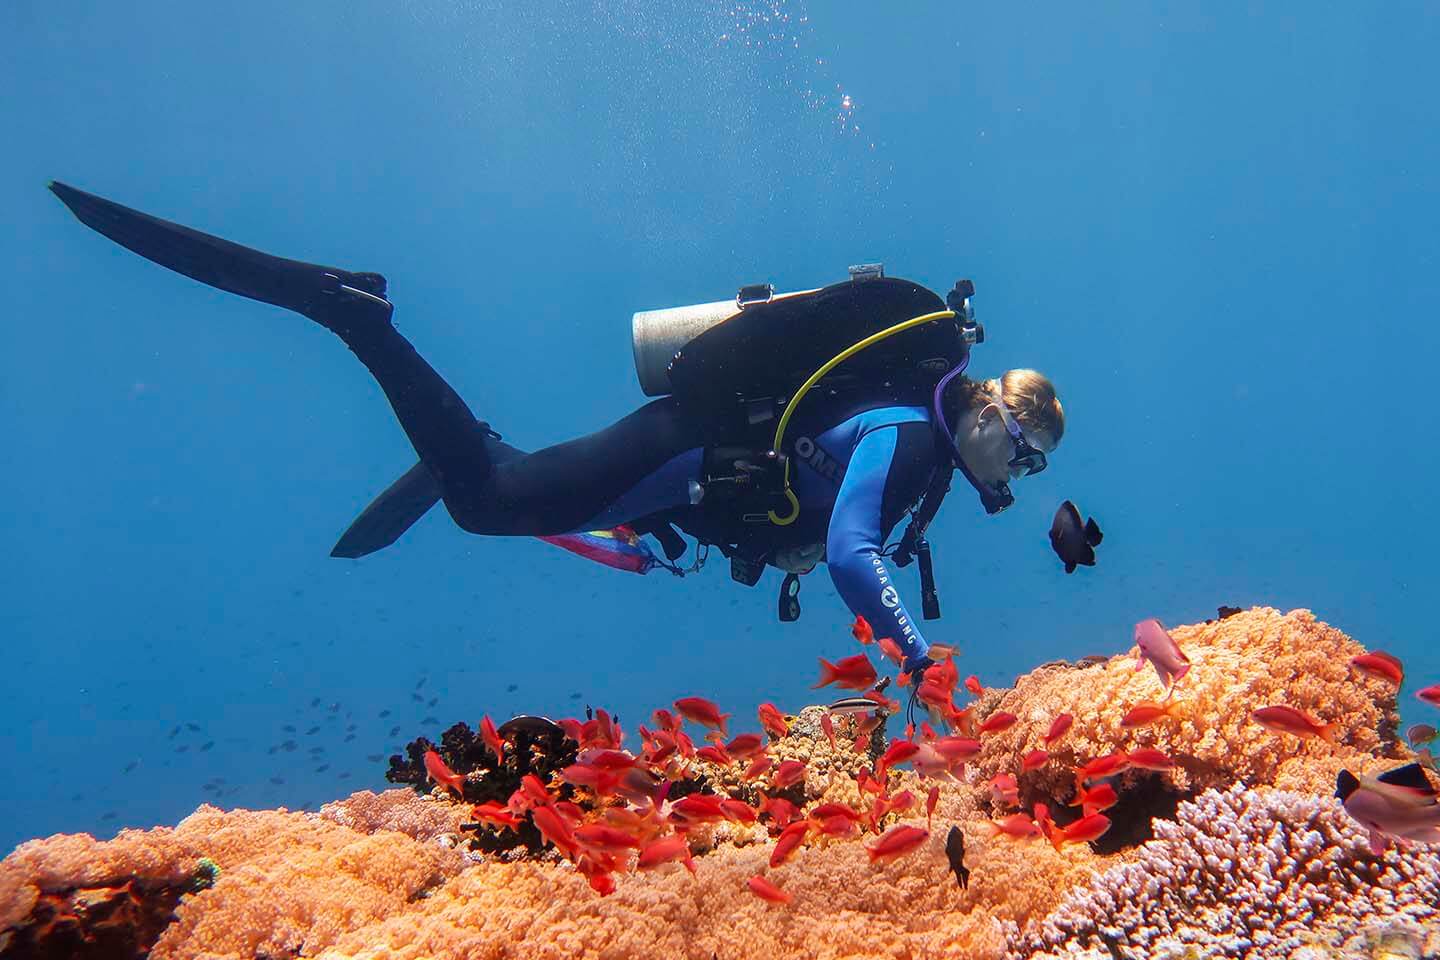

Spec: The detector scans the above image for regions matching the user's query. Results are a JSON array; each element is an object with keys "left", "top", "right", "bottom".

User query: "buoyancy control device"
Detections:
[{"left": 630, "top": 264, "right": 986, "bottom": 622}]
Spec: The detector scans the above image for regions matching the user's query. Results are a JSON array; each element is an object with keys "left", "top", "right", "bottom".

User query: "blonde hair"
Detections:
[{"left": 949, "top": 369, "right": 1065, "bottom": 446}]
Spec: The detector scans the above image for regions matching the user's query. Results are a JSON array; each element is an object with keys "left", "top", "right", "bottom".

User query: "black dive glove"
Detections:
[{"left": 903, "top": 655, "right": 938, "bottom": 726}]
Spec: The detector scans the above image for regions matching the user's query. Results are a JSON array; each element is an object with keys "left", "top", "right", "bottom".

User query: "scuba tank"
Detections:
[{"left": 630, "top": 264, "right": 984, "bottom": 621}]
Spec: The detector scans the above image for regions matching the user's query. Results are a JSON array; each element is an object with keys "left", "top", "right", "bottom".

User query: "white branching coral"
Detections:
[{"left": 1015, "top": 783, "right": 1440, "bottom": 958}]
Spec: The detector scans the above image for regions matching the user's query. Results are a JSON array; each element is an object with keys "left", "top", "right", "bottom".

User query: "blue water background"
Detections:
[{"left": 3, "top": 2, "right": 1438, "bottom": 854}]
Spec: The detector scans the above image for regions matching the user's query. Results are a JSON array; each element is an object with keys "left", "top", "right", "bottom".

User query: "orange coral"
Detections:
[
  {"left": 971, "top": 607, "right": 1396, "bottom": 806},
  {"left": 1, "top": 606, "right": 1431, "bottom": 959}
]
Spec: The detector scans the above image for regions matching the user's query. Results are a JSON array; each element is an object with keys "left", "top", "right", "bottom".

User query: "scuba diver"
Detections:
[{"left": 49, "top": 182, "right": 1064, "bottom": 684}]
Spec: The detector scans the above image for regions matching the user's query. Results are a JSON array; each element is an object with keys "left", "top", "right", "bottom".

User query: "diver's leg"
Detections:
[
  {"left": 307, "top": 290, "right": 499, "bottom": 512},
  {"left": 439, "top": 396, "right": 706, "bottom": 536},
  {"left": 310, "top": 293, "right": 706, "bottom": 538}
]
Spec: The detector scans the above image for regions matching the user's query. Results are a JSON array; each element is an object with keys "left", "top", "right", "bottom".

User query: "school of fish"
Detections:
[{"left": 418, "top": 615, "right": 1440, "bottom": 904}]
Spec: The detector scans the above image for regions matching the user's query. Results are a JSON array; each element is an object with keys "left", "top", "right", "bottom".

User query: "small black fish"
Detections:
[
  {"left": 168, "top": 725, "right": 181, "bottom": 739},
  {"left": 344, "top": 734, "right": 356, "bottom": 742},
  {"left": 427, "top": 697, "right": 438, "bottom": 708},
  {"left": 200, "top": 741, "right": 214, "bottom": 752},
  {"left": 175, "top": 745, "right": 190, "bottom": 753},
  {"left": 421, "top": 716, "right": 438, "bottom": 725},
  {"left": 282, "top": 740, "right": 297, "bottom": 752},
  {"left": 270, "top": 776, "right": 286, "bottom": 785},
  {"left": 309, "top": 746, "right": 325, "bottom": 754},
  {"left": 366, "top": 753, "right": 384, "bottom": 762},
  {"left": 306, "top": 726, "right": 320, "bottom": 736},
  {"left": 1049, "top": 500, "right": 1103, "bottom": 573},
  {"left": 101, "top": 811, "right": 117, "bottom": 821},
  {"left": 945, "top": 826, "right": 969, "bottom": 889},
  {"left": 506, "top": 684, "right": 518, "bottom": 693},
  {"left": 416, "top": 678, "right": 427, "bottom": 689},
  {"left": 411, "top": 692, "right": 424, "bottom": 703},
  {"left": 310, "top": 697, "right": 321, "bottom": 708},
  {"left": 338, "top": 772, "right": 352, "bottom": 780},
  {"left": 379, "top": 710, "right": 391, "bottom": 719},
  {"left": 316, "top": 764, "right": 330, "bottom": 773},
  {"left": 268, "top": 745, "right": 279, "bottom": 755},
  {"left": 186, "top": 722, "right": 202, "bottom": 732},
  {"left": 123, "top": 760, "right": 138, "bottom": 774},
  {"left": 283, "top": 724, "right": 297, "bottom": 733},
  {"left": 389, "top": 725, "right": 401, "bottom": 737},
  {"left": 329, "top": 702, "right": 339, "bottom": 713},
  {"left": 570, "top": 692, "right": 582, "bottom": 700},
  {"left": 346, "top": 724, "right": 356, "bottom": 732}
]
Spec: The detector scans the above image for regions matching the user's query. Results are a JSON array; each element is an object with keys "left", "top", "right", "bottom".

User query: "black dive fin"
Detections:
[
  {"left": 332, "top": 432, "right": 526, "bottom": 558},
  {"left": 331, "top": 461, "right": 442, "bottom": 559},
  {"left": 48, "top": 180, "right": 385, "bottom": 314}
]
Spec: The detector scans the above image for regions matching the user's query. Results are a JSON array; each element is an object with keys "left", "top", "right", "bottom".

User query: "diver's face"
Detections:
[{"left": 961, "top": 404, "right": 1056, "bottom": 487}]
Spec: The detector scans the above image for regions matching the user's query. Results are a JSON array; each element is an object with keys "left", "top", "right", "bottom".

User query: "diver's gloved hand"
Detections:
[
  {"left": 903, "top": 654, "right": 938, "bottom": 727},
  {"left": 903, "top": 655, "right": 937, "bottom": 684}
]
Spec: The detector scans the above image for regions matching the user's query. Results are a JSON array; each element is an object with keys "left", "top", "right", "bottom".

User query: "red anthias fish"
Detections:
[
  {"left": 480, "top": 714, "right": 505, "bottom": 765},
  {"left": 1074, "top": 751, "right": 1131, "bottom": 788},
  {"left": 674, "top": 696, "right": 731, "bottom": 735},
  {"left": 990, "top": 772, "right": 1019, "bottom": 808},
  {"left": 637, "top": 835, "right": 697, "bottom": 875},
  {"left": 877, "top": 636, "right": 906, "bottom": 667},
  {"left": 759, "top": 795, "right": 798, "bottom": 830},
  {"left": 1350, "top": 650, "right": 1404, "bottom": 686},
  {"left": 814, "top": 653, "right": 878, "bottom": 691},
  {"left": 757, "top": 702, "right": 789, "bottom": 739},
  {"left": 747, "top": 874, "right": 792, "bottom": 904},
  {"left": 423, "top": 749, "right": 466, "bottom": 800},
  {"left": 964, "top": 675, "right": 983, "bottom": 697},
  {"left": 875, "top": 739, "right": 920, "bottom": 779},
  {"left": 1251, "top": 704, "right": 1340, "bottom": 742},
  {"left": 979, "top": 812, "right": 1041, "bottom": 840},
  {"left": 1073, "top": 781, "right": 1118, "bottom": 815},
  {"left": 695, "top": 745, "right": 733, "bottom": 767},
  {"left": 771, "top": 760, "right": 807, "bottom": 790},
  {"left": 1050, "top": 812, "right": 1111, "bottom": 851},
  {"left": 573, "top": 823, "right": 642, "bottom": 855},
  {"left": 469, "top": 801, "right": 521, "bottom": 831},
  {"left": 866, "top": 825, "right": 929, "bottom": 864},
  {"left": 1133, "top": 618, "right": 1191, "bottom": 693},
  {"left": 1125, "top": 748, "right": 1176, "bottom": 771},
  {"left": 769, "top": 820, "right": 810, "bottom": 867},
  {"left": 1120, "top": 699, "right": 1184, "bottom": 729},
  {"left": 926, "top": 785, "right": 940, "bottom": 828},
  {"left": 978, "top": 711, "right": 1018, "bottom": 734},
  {"left": 744, "top": 755, "right": 773, "bottom": 781},
  {"left": 1022, "top": 749, "right": 1050, "bottom": 772},
  {"left": 670, "top": 793, "right": 729, "bottom": 824},
  {"left": 1043, "top": 713, "right": 1074, "bottom": 746},
  {"left": 851, "top": 615, "right": 875, "bottom": 646},
  {"left": 531, "top": 805, "right": 579, "bottom": 860},
  {"left": 1415, "top": 684, "right": 1440, "bottom": 707}
]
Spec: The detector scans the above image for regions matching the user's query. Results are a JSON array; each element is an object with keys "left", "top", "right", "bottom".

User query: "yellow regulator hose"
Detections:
[{"left": 766, "top": 309, "right": 957, "bottom": 525}]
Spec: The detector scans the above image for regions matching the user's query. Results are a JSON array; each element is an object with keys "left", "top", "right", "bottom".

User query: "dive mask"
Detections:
[{"left": 992, "top": 395, "right": 1047, "bottom": 477}]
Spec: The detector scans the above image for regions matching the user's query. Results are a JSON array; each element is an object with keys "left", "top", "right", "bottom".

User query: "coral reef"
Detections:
[
  {"left": 969, "top": 607, "right": 1404, "bottom": 841},
  {"left": 1014, "top": 783, "right": 1440, "bottom": 958},
  {"left": 2, "top": 606, "right": 1434, "bottom": 960}
]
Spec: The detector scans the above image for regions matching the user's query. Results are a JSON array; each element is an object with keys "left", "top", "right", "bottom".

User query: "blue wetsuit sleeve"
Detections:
[{"left": 825, "top": 426, "right": 930, "bottom": 666}]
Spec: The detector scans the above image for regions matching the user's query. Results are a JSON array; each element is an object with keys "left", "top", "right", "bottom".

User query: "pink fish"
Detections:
[
  {"left": 1133, "top": 618, "right": 1191, "bottom": 693},
  {"left": 1336, "top": 762, "right": 1440, "bottom": 854}
]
